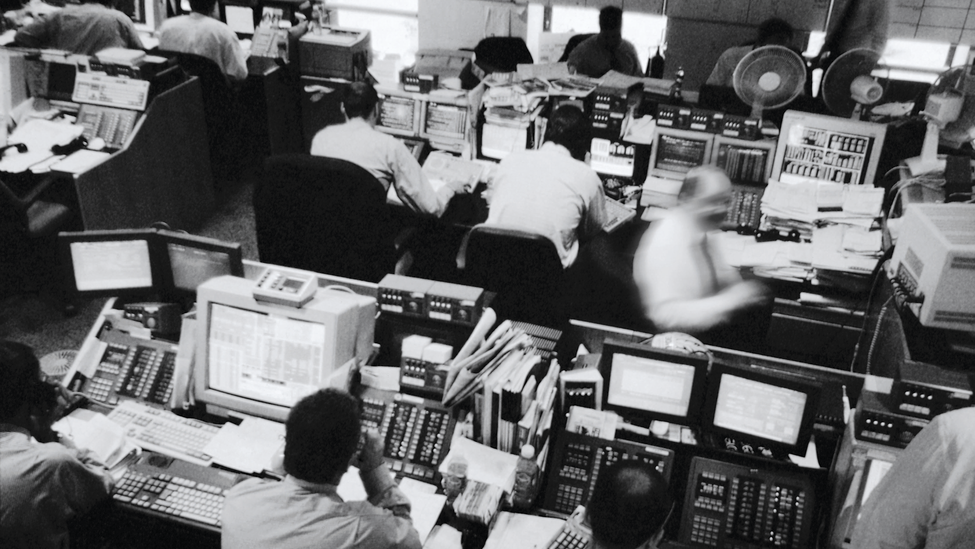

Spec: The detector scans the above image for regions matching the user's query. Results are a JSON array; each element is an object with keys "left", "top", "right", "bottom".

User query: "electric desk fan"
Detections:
[
  {"left": 40, "top": 349, "right": 78, "bottom": 383},
  {"left": 732, "top": 45, "right": 807, "bottom": 120},
  {"left": 904, "top": 66, "right": 975, "bottom": 175},
  {"left": 822, "top": 48, "right": 884, "bottom": 119}
]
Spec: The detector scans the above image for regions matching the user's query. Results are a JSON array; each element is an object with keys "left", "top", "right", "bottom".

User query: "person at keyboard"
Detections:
[
  {"left": 484, "top": 105, "right": 607, "bottom": 268},
  {"left": 633, "top": 166, "right": 771, "bottom": 351},
  {"left": 0, "top": 340, "right": 114, "bottom": 549},
  {"left": 222, "top": 388, "right": 421, "bottom": 549},
  {"left": 587, "top": 460, "right": 674, "bottom": 549},
  {"left": 12, "top": 0, "right": 144, "bottom": 55},
  {"left": 156, "top": 0, "right": 248, "bottom": 83},
  {"left": 310, "top": 82, "right": 469, "bottom": 218}
]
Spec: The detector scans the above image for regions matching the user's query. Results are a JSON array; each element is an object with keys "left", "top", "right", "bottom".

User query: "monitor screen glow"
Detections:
[
  {"left": 167, "top": 243, "right": 234, "bottom": 293},
  {"left": 70, "top": 240, "right": 153, "bottom": 292},
  {"left": 712, "top": 373, "right": 808, "bottom": 445},
  {"left": 379, "top": 94, "right": 419, "bottom": 135},
  {"left": 651, "top": 129, "right": 713, "bottom": 177},
  {"left": 607, "top": 353, "right": 696, "bottom": 418},
  {"left": 206, "top": 303, "right": 328, "bottom": 409},
  {"left": 424, "top": 102, "right": 466, "bottom": 140}
]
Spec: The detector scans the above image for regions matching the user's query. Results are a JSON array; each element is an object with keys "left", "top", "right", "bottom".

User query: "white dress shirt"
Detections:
[{"left": 158, "top": 13, "right": 248, "bottom": 82}]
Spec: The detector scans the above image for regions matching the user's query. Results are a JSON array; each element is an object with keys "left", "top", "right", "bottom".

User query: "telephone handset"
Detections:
[{"left": 251, "top": 27, "right": 291, "bottom": 59}]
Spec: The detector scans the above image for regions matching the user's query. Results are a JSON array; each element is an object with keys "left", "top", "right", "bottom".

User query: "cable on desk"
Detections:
[{"left": 864, "top": 295, "right": 895, "bottom": 377}]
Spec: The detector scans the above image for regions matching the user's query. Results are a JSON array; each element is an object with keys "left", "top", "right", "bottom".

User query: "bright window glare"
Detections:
[
  {"left": 551, "top": 7, "right": 667, "bottom": 72},
  {"left": 883, "top": 39, "right": 950, "bottom": 70},
  {"left": 332, "top": 0, "right": 417, "bottom": 11},
  {"left": 335, "top": 10, "right": 419, "bottom": 67}
]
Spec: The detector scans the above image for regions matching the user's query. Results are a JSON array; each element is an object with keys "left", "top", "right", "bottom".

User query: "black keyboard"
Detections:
[{"left": 113, "top": 452, "right": 243, "bottom": 531}]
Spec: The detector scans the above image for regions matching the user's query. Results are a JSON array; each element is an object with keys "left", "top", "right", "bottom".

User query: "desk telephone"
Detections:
[
  {"left": 76, "top": 104, "right": 138, "bottom": 150},
  {"left": 66, "top": 320, "right": 179, "bottom": 408},
  {"left": 359, "top": 391, "right": 456, "bottom": 484},
  {"left": 677, "top": 457, "right": 815, "bottom": 549},
  {"left": 541, "top": 431, "right": 675, "bottom": 516}
]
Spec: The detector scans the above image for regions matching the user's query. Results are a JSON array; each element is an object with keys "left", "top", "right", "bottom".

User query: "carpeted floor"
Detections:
[{"left": 0, "top": 177, "right": 259, "bottom": 360}]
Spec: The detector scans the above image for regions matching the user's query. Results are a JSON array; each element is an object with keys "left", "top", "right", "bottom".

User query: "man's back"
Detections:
[
  {"left": 14, "top": 3, "right": 143, "bottom": 55},
  {"left": 157, "top": 13, "right": 248, "bottom": 82},
  {"left": 222, "top": 476, "right": 421, "bottom": 549},
  {"left": 0, "top": 427, "right": 114, "bottom": 549},
  {"left": 486, "top": 142, "right": 606, "bottom": 268}
]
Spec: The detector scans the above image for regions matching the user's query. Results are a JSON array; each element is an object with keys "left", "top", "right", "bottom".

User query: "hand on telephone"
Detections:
[{"left": 351, "top": 428, "right": 385, "bottom": 473}]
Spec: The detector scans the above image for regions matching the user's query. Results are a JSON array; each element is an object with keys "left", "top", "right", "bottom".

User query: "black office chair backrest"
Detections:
[
  {"left": 460, "top": 37, "right": 534, "bottom": 89},
  {"left": 558, "top": 33, "right": 597, "bottom": 63},
  {"left": 459, "top": 224, "right": 566, "bottom": 327},
  {"left": 157, "top": 50, "right": 243, "bottom": 185},
  {"left": 253, "top": 154, "right": 396, "bottom": 282}
]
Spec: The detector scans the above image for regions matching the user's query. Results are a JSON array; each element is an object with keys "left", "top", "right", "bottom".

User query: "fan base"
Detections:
[{"left": 904, "top": 156, "right": 946, "bottom": 177}]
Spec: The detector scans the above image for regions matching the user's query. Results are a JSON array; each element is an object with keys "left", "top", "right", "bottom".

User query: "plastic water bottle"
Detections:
[
  {"left": 442, "top": 454, "right": 468, "bottom": 505},
  {"left": 511, "top": 444, "right": 540, "bottom": 510}
]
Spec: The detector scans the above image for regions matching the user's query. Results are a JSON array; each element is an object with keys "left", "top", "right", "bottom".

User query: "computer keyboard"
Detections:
[
  {"left": 108, "top": 401, "right": 220, "bottom": 466},
  {"left": 547, "top": 528, "right": 590, "bottom": 549},
  {"left": 602, "top": 198, "right": 637, "bottom": 233},
  {"left": 113, "top": 452, "right": 242, "bottom": 531}
]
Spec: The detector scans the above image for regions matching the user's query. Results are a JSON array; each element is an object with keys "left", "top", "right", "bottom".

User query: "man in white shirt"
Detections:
[
  {"left": 485, "top": 105, "right": 607, "bottom": 268},
  {"left": 310, "top": 82, "right": 468, "bottom": 217},
  {"left": 157, "top": 0, "right": 248, "bottom": 82},
  {"left": 851, "top": 407, "right": 975, "bottom": 549},
  {"left": 0, "top": 340, "right": 115, "bottom": 549},
  {"left": 633, "top": 166, "right": 770, "bottom": 346},
  {"left": 13, "top": 0, "right": 144, "bottom": 55}
]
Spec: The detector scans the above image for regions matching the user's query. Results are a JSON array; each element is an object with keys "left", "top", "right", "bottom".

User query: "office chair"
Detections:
[
  {"left": 457, "top": 224, "right": 567, "bottom": 328},
  {"left": 0, "top": 168, "right": 76, "bottom": 308},
  {"left": 157, "top": 51, "right": 244, "bottom": 191},
  {"left": 253, "top": 154, "right": 406, "bottom": 282},
  {"left": 558, "top": 33, "right": 596, "bottom": 63},
  {"left": 459, "top": 36, "right": 534, "bottom": 89}
]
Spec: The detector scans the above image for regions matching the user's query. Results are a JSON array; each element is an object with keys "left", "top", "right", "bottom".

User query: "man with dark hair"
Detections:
[
  {"left": 310, "top": 81, "right": 469, "bottom": 217},
  {"left": 0, "top": 340, "right": 115, "bottom": 549},
  {"left": 706, "top": 17, "right": 796, "bottom": 87},
  {"left": 13, "top": 0, "right": 144, "bottom": 55},
  {"left": 221, "top": 388, "right": 421, "bottom": 549},
  {"left": 567, "top": 6, "right": 641, "bottom": 78},
  {"left": 484, "top": 105, "right": 607, "bottom": 268},
  {"left": 157, "top": 0, "right": 248, "bottom": 82},
  {"left": 587, "top": 460, "right": 674, "bottom": 549}
]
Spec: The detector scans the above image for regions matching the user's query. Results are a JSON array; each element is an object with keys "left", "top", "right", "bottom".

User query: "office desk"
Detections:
[
  {"left": 67, "top": 76, "right": 215, "bottom": 230},
  {"left": 239, "top": 57, "right": 303, "bottom": 159}
]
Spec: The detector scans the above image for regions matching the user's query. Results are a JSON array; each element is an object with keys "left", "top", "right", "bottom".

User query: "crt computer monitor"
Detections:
[
  {"left": 710, "top": 136, "right": 775, "bottom": 186},
  {"left": 599, "top": 339, "right": 709, "bottom": 427},
  {"left": 701, "top": 362, "right": 822, "bottom": 456},
  {"left": 376, "top": 87, "right": 423, "bottom": 138},
  {"left": 421, "top": 100, "right": 468, "bottom": 144},
  {"left": 194, "top": 275, "right": 375, "bottom": 422},
  {"left": 58, "top": 229, "right": 159, "bottom": 300},
  {"left": 157, "top": 230, "right": 243, "bottom": 302},
  {"left": 649, "top": 127, "right": 714, "bottom": 180},
  {"left": 771, "top": 110, "right": 887, "bottom": 186}
]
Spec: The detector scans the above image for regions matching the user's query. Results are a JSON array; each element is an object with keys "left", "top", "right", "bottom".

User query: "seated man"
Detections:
[
  {"left": 222, "top": 388, "right": 421, "bottom": 549},
  {"left": 706, "top": 18, "right": 796, "bottom": 87},
  {"left": 13, "top": 0, "right": 144, "bottom": 55},
  {"left": 310, "top": 82, "right": 468, "bottom": 217},
  {"left": 633, "top": 166, "right": 770, "bottom": 348},
  {"left": 567, "top": 6, "right": 641, "bottom": 78},
  {"left": 0, "top": 340, "right": 115, "bottom": 549},
  {"left": 157, "top": 0, "right": 248, "bottom": 83},
  {"left": 484, "top": 105, "right": 607, "bottom": 269},
  {"left": 587, "top": 460, "right": 674, "bottom": 549},
  {"left": 851, "top": 407, "right": 975, "bottom": 549}
]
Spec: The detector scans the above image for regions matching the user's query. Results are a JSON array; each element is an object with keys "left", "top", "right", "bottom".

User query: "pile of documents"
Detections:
[
  {"left": 744, "top": 180, "right": 887, "bottom": 278},
  {"left": 441, "top": 310, "right": 560, "bottom": 456}
]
